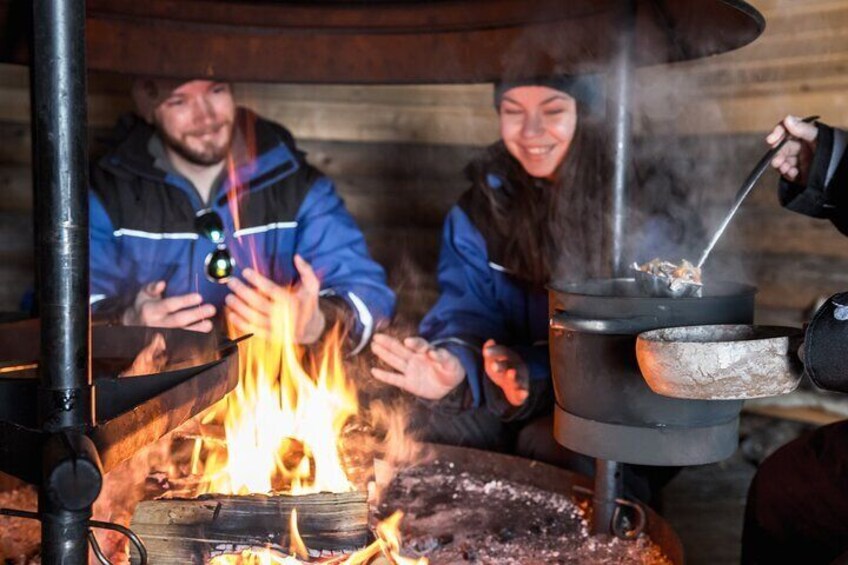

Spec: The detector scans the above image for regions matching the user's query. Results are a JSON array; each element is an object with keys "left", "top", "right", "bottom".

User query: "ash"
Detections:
[{"left": 381, "top": 460, "right": 670, "bottom": 565}]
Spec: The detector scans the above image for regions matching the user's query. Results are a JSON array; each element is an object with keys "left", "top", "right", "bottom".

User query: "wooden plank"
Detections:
[
  {"left": 0, "top": 264, "right": 33, "bottom": 313},
  {"left": 743, "top": 404, "right": 844, "bottom": 426},
  {"left": 710, "top": 251, "right": 848, "bottom": 310},
  {"left": 299, "top": 139, "right": 480, "bottom": 181},
  {"left": 719, "top": 206, "right": 848, "bottom": 259},
  {"left": 0, "top": 165, "right": 30, "bottom": 211}
]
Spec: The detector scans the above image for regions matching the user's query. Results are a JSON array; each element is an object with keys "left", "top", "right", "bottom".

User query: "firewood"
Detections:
[{"left": 130, "top": 491, "right": 370, "bottom": 564}]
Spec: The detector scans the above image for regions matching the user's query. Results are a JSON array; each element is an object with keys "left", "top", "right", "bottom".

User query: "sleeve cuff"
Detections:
[
  {"left": 432, "top": 339, "right": 484, "bottom": 408},
  {"left": 320, "top": 289, "right": 375, "bottom": 355},
  {"left": 779, "top": 123, "right": 834, "bottom": 217}
]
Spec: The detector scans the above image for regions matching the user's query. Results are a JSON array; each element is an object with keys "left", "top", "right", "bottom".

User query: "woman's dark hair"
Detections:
[{"left": 462, "top": 116, "right": 609, "bottom": 286}]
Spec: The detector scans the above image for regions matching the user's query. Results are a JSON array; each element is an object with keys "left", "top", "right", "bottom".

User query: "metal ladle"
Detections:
[{"left": 635, "top": 115, "right": 819, "bottom": 298}]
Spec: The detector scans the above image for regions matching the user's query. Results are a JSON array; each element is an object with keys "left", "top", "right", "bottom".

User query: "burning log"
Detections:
[{"left": 129, "top": 491, "right": 370, "bottom": 564}]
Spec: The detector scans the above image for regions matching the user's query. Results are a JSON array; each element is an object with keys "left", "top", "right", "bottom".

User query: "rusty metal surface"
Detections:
[
  {"left": 425, "top": 443, "right": 685, "bottom": 564},
  {"left": 0, "top": 321, "right": 241, "bottom": 483},
  {"left": 0, "top": 0, "right": 762, "bottom": 83}
]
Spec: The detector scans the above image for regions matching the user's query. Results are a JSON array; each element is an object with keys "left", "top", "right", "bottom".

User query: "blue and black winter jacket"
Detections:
[
  {"left": 419, "top": 145, "right": 553, "bottom": 418},
  {"left": 89, "top": 109, "right": 395, "bottom": 353},
  {"left": 420, "top": 203, "right": 550, "bottom": 415}
]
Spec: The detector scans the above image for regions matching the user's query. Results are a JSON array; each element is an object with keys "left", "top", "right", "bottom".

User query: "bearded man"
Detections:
[{"left": 89, "top": 79, "right": 395, "bottom": 352}]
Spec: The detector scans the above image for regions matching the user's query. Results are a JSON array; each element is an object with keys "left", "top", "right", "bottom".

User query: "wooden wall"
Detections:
[{"left": 1, "top": 0, "right": 847, "bottom": 329}]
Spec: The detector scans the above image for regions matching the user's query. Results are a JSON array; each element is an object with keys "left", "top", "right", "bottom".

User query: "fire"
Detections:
[
  {"left": 207, "top": 510, "right": 428, "bottom": 565},
  {"left": 193, "top": 294, "right": 358, "bottom": 495},
  {"left": 341, "top": 512, "right": 427, "bottom": 565},
  {"left": 195, "top": 140, "right": 424, "bottom": 564},
  {"left": 208, "top": 548, "right": 302, "bottom": 565}
]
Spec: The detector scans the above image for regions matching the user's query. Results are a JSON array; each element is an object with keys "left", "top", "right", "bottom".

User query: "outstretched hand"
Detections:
[
  {"left": 122, "top": 281, "right": 216, "bottom": 332},
  {"left": 370, "top": 333, "right": 465, "bottom": 400},
  {"left": 482, "top": 339, "right": 529, "bottom": 407},
  {"left": 767, "top": 114, "right": 819, "bottom": 186},
  {"left": 225, "top": 255, "right": 326, "bottom": 344}
]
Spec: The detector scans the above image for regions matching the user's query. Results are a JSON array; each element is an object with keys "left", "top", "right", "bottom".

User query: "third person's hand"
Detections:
[{"left": 767, "top": 114, "right": 819, "bottom": 186}]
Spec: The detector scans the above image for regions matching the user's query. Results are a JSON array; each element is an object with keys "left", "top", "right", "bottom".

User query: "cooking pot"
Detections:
[{"left": 548, "top": 278, "right": 755, "bottom": 465}]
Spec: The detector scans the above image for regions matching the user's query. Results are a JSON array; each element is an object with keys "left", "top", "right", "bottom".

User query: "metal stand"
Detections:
[
  {"left": 31, "top": 0, "right": 100, "bottom": 561},
  {"left": 592, "top": 459, "right": 623, "bottom": 535}
]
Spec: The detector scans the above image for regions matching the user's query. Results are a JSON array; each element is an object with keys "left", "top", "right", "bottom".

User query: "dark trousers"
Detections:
[
  {"left": 412, "top": 405, "right": 674, "bottom": 506},
  {"left": 742, "top": 420, "right": 848, "bottom": 564}
]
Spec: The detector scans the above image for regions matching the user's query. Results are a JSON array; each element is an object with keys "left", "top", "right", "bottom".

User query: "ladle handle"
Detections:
[{"left": 696, "top": 115, "right": 820, "bottom": 269}]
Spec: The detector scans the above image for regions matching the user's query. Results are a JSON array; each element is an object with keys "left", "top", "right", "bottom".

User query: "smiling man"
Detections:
[{"left": 89, "top": 79, "right": 395, "bottom": 352}]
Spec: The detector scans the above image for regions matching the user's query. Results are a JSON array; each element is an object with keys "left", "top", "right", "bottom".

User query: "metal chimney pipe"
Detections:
[
  {"left": 594, "top": 0, "right": 636, "bottom": 536},
  {"left": 608, "top": 0, "right": 636, "bottom": 277},
  {"left": 31, "top": 0, "right": 101, "bottom": 561}
]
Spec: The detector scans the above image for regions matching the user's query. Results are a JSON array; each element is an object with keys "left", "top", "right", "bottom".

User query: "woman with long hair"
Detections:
[{"left": 370, "top": 76, "right": 608, "bottom": 469}]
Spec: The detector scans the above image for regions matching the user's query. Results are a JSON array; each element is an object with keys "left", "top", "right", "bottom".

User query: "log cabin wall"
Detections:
[{"left": 0, "top": 0, "right": 845, "bottom": 331}]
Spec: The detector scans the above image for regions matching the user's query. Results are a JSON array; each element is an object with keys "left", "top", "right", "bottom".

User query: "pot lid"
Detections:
[{"left": 0, "top": 0, "right": 764, "bottom": 83}]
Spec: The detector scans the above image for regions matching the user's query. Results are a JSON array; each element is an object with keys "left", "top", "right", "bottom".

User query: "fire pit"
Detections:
[
  {"left": 382, "top": 444, "right": 682, "bottom": 565},
  {"left": 122, "top": 441, "right": 681, "bottom": 565}
]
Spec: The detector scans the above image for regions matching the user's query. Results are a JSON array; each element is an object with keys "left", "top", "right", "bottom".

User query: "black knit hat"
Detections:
[{"left": 493, "top": 74, "right": 603, "bottom": 118}]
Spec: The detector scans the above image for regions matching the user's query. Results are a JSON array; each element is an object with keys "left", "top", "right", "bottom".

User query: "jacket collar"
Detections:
[{"left": 99, "top": 108, "right": 301, "bottom": 196}]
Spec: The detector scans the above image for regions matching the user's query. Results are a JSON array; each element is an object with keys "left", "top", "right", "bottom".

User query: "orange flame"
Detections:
[
  {"left": 340, "top": 512, "right": 427, "bottom": 565},
  {"left": 208, "top": 548, "right": 302, "bottom": 565},
  {"left": 206, "top": 510, "right": 428, "bottom": 565},
  {"left": 290, "top": 509, "right": 309, "bottom": 560},
  {"left": 194, "top": 298, "right": 358, "bottom": 495},
  {"left": 192, "top": 126, "right": 358, "bottom": 496}
]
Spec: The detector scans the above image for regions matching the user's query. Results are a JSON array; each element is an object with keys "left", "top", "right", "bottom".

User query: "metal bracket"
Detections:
[
  {"left": 0, "top": 507, "right": 149, "bottom": 564},
  {"left": 572, "top": 485, "right": 647, "bottom": 540}
]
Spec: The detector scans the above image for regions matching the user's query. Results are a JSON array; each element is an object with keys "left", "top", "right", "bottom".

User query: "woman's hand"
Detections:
[
  {"left": 767, "top": 114, "right": 819, "bottom": 186},
  {"left": 483, "top": 339, "right": 529, "bottom": 407},
  {"left": 370, "top": 334, "right": 465, "bottom": 400},
  {"left": 225, "top": 255, "right": 326, "bottom": 344}
]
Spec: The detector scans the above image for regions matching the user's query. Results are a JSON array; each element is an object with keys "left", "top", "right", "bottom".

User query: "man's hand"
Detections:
[
  {"left": 482, "top": 339, "right": 529, "bottom": 407},
  {"left": 370, "top": 334, "right": 465, "bottom": 400},
  {"left": 767, "top": 114, "right": 819, "bottom": 186},
  {"left": 122, "top": 281, "right": 216, "bottom": 332},
  {"left": 225, "top": 255, "right": 326, "bottom": 344}
]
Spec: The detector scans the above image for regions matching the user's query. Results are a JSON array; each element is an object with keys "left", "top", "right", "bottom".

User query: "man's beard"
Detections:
[{"left": 157, "top": 121, "right": 234, "bottom": 166}]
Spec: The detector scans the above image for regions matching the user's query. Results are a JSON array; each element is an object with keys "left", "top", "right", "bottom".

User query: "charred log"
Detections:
[{"left": 129, "top": 491, "right": 369, "bottom": 564}]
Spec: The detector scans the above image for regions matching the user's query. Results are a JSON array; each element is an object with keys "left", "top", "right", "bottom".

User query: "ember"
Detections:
[
  {"left": 206, "top": 509, "right": 427, "bottom": 565},
  {"left": 382, "top": 458, "right": 672, "bottom": 565}
]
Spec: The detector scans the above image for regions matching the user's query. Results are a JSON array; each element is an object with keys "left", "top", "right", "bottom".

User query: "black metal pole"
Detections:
[
  {"left": 608, "top": 0, "right": 636, "bottom": 276},
  {"left": 592, "top": 459, "right": 623, "bottom": 535},
  {"left": 593, "top": 0, "right": 635, "bottom": 536},
  {"left": 31, "top": 0, "right": 101, "bottom": 562}
]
